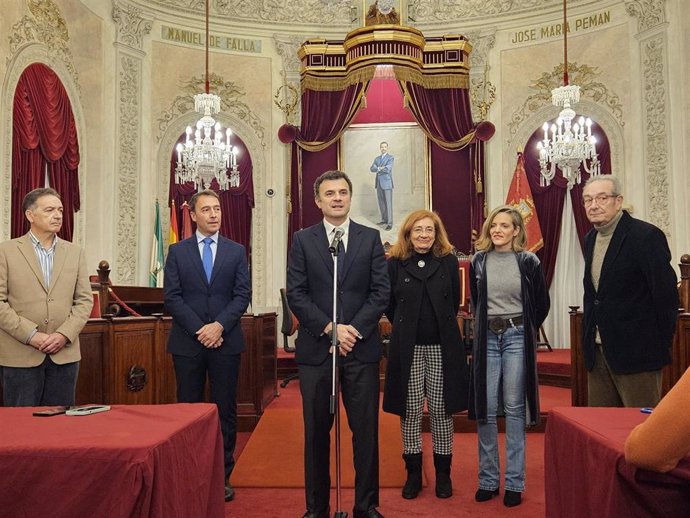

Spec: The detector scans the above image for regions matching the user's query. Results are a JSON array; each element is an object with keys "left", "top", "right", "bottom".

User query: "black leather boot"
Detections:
[
  {"left": 433, "top": 453, "right": 452, "bottom": 498},
  {"left": 401, "top": 453, "right": 423, "bottom": 499}
]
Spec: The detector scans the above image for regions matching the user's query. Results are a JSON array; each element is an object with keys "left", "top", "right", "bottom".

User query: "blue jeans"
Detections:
[{"left": 477, "top": 325, "right": 526, "bottom": 492}]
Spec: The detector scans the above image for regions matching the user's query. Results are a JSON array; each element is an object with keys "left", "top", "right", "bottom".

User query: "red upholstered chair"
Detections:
[{"left": 279, "top": 288, "right": 300, "bottom": 387}]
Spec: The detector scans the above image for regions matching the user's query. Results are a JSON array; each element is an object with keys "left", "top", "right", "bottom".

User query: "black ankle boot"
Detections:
[
  {"left": 504, "top": 490, "right": 522, "bottom": 507},
  {"left": 401, "top": 453, "right": 422, "bottom": 499},
  {"left": 475, "top": 488, "right": 499, "bottom": 502},
  {"left": 433, "top": 453, "right": 452, "bottom": 498}
]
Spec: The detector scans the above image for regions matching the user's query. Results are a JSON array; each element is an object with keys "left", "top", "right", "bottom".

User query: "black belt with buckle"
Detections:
[{"left": 488, "top": 315, "right": 524, "bottom": 334}]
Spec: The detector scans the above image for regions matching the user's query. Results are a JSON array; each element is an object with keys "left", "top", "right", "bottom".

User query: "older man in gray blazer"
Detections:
[{"left": 0, "top": 188, "right": 93, "bottom": 407}]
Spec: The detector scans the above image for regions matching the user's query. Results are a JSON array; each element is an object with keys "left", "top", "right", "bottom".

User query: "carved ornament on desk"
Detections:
[{"left": 127, "top": 365, "right": 147, "bottom": 392}]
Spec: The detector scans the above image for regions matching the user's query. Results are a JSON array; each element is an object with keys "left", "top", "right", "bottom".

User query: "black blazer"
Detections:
[
  {"left": 383, "top": 253, "right": 469, "bottom": 417},
  {"left": 164, "top": 235, "right": 251, "bottom": 356},
  {"left": 287, "top": 220, "right": 390, "bottom": 365},
  {"left": 583, "top": 211, "right": 678, "bottom": 374},
  {"left": 469, "top": 250, "right": 549, "bottom": 426}
]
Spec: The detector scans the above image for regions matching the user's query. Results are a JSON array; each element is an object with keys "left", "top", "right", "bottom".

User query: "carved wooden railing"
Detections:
[{"left": 570, "top": 254, "right": 690, "bottom": 406}]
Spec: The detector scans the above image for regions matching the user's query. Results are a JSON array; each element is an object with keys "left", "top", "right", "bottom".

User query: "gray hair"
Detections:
[{"left": 584, "top": 175, "right": 621, "bottom": 196}]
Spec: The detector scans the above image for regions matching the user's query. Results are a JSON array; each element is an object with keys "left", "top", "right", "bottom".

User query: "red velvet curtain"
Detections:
[
  {"left": 401, "top": 84, "right": 475, "bottom": 149},
  {"left": 169, "top": 132, "right": 254, "bottom": 261},
  {"left": 290, "top": 83, "right": 368, "bottom": 232},
  {"left": 12, "top": 63, "right": 80, "bottom": 240},
  {"left": 400, "top": 82, "right": 481, "bottom": 251},
  {"left": 297, "top": 84, "right": 368, "bottom": 152},
  {"left": 430, "top": 143, "right": 474, "bottom": 252},
  {"left": 522, "top": 121, "right": 612, "bottom": 287}
]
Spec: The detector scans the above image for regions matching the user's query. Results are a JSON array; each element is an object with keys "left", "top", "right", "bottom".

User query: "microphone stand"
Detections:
[{"left": 329, "top": 233, "right": 347, "bottom": 518}]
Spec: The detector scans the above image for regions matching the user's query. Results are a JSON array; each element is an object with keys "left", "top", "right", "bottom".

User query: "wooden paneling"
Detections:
[
  {"left": 106, "top": 318, "right": 159, "bottom": 404},
  {"left": 75, "top": 320, "right": 108, "bottom": 404},
  {"left": 70, "top": 314, "right": 277, "bottom": 431}
]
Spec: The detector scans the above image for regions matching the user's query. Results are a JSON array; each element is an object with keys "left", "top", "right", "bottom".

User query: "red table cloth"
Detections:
[
  {"left": 545, "top": 406, "right": 690, "bottom": 518},
  {"left": 0, "top": 403, "right": 225, "bottom": 518}
]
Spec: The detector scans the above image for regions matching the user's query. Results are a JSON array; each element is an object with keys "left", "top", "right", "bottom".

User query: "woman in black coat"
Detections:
[
  {"left": 469, "top": 205, "right": 549, "bottom": 508},
  {"left": 383, "top": 209, "right": 469, "bottom": 500}
]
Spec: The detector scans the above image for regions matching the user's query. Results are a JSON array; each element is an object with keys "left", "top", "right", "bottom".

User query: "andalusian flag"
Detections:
[
  {"left": 506, "top": 153, "right": 544, "bottom": 253},
  {"left": 169, "top": 200, "right": 179, "bottom": 245},
  {"left": 149, "top": 200, "right": 165, "bottom": 287}
]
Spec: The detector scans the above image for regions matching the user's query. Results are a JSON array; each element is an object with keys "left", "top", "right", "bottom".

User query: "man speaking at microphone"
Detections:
[{"left": 287, "top": 170, "right": 390, "bottom": 518}]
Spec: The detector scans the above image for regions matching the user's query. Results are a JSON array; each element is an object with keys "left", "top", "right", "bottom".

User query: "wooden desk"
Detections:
[
  {"left": 75, "top": 313, "right": 276, "bottom": 431},
  {"left": 0, "top": 404, "right": 225, "bottom": 518},
  {"left": 545, "top": 407, "right": 690, "bottom": 518}
]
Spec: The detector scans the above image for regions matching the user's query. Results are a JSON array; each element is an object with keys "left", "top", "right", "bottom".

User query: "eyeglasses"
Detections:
[
  {"left": 411, "top": 226, "right": 435, "bottom": 236},
  {"left": 582, "top": 194, "right": 619, "bottom": 207}
]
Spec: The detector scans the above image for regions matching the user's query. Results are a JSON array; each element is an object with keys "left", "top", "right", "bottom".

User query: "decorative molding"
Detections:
[
  {"left": 641, "top": 35, "right": 670, "bottom": 235},
  {"left": 465, "top": 30, "right": 496, "bottom": 70},
  {"left": 112, "top": 0, "right": 153, "bottom": 51},
  {"left": 110, "top": 1, "right": 152, "bottom": 283},
  {"left": 273, "top": 35, "right": 304, "bottom": 124},
  {"left": 273, "top": 34, "right": 304, "bottom": 79},
  {"left": 114, "top": 54, "right": 142, "bottom": 283},
  {"left": 410, "top": 0, "right": 556, "bottom": 23},
  {"left": 7, "top": 0, "right": 80, "bottom": 91},
  {"left": 156, "top": 73, "right": 266, "bottom": 147},
  {"left": 142, "top": 0, "right": 351, "bottom": 25},
  {"left": 625, "top": 0, "right": 666, "bottom": 33},
  {"left": 507, "top": 62, "right": 624, "bottom": 138}
]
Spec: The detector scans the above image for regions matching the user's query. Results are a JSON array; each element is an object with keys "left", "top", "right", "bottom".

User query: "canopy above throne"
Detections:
[{"left": 286, "top": 25, "right": 491, "bottom": 252}]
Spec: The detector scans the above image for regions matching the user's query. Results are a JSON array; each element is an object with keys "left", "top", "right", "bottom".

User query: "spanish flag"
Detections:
[
  {"left": 169, "top": 200, "right": 179, "bottom": 245},
  {"left": 505, "top": 153, "right": 543, "bottom": 253}
]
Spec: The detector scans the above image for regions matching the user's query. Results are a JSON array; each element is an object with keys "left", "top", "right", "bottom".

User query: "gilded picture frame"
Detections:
[{"left": 340, "top": 122, "right": 429, "bottom": 243}]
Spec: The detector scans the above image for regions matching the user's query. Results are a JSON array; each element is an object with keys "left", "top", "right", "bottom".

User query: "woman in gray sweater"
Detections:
[{"left": 469, "top": 205, "right": 549, "bottom": 508}]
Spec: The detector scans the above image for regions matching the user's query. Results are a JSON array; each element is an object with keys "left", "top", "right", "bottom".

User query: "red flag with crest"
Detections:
[
  {"left": 505, "top": 153, "right": 543, "bottom": 253},
  {"left": 181, "top": 201, "right": 193, "bottom": 240}
]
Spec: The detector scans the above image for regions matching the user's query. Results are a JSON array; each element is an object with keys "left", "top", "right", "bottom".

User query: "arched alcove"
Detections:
[
  {"left": 1, "top": 44, "right": 87, "bottom": 244},
  {"left": 157, "top": 112, "right": 268, "bottom": 307}
]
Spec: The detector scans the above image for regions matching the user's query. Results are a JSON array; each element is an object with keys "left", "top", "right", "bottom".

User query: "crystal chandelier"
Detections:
[
  {"left": 174, "top": 0, "right": 239, "bottom": 190},
  {"left": 536, "top": 0, "right": 600, "bottom": 189}
]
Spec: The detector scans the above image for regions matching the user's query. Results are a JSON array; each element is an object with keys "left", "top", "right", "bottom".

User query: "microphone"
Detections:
[{"left": 329, "top": 228, "right": 344, "bottom": 254}]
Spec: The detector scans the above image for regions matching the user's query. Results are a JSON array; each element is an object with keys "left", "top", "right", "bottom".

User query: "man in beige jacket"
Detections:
[{"left": 0, "top": 188, "right": 92, "bottom": 406}]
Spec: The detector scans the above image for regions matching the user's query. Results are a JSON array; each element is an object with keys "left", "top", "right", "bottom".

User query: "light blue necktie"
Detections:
[{"left": 202, "top": 237, "right": 213, "bottom": 283}]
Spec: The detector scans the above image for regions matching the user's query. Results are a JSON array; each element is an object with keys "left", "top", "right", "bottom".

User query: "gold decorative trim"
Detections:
[{"left": 299, "top": 26, "right": 472, "bottom": 92}]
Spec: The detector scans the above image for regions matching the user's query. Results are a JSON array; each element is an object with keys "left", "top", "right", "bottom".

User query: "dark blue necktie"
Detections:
[
  {"left": 335, "top": 229, "right": 345, "bottom": 282},
  {"left": 202, "top": 237, "right": 213, "bottom": 283}
]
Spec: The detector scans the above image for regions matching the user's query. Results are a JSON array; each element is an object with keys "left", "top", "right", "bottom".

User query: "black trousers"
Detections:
[
  {"left": 173, "top": 349, "right": 240, "bottom": 480},
  {"left": 299, "top": 354, "right": 380, "bottom": 513},
  {"left": 1, "top": 356, "right": 79, "bottom": 406}
]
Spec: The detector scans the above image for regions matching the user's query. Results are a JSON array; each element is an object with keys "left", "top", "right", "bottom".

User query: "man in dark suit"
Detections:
[
  {"left": 582, "top": 175, "right": 678, "bottom": 407},
  {"left": 164, "top": 189, "right": 250, "bottom": 502},
  {"left": 287, "top": 170, "right": 390, "bottom": 518},
  {"left": 370, "top": 141, "right": 394, "bottom": 231}
]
